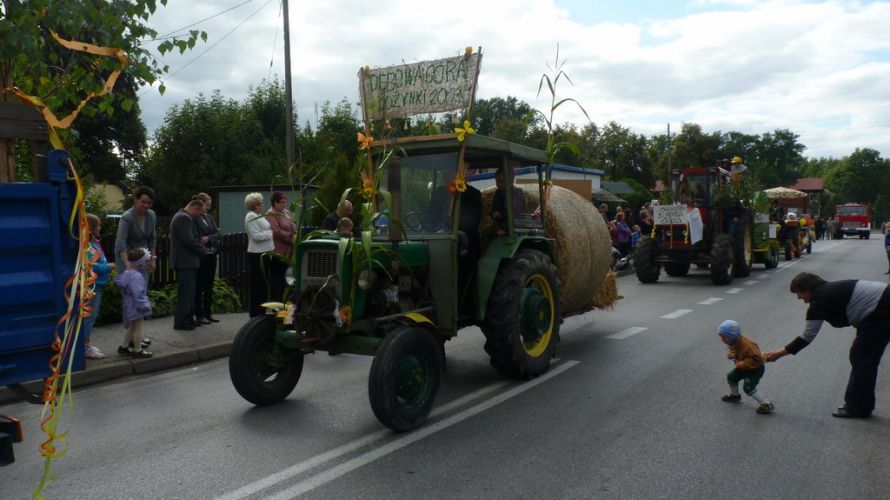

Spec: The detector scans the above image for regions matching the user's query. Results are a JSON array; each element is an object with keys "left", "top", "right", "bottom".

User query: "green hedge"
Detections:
[{"left": 96, "top": 277, "right": 242, "bottom": 326}]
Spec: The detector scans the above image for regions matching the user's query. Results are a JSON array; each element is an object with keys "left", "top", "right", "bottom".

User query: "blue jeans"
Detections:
[{"left": 82, "top": 286, "right": 104, "bottom": 341}]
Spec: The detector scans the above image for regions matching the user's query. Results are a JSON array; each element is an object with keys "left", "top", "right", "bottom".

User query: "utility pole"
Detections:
[
  {"left": 666, "top": 123, "right": 672, "bottom": 174},
  {"left": 282, "top": 0, "right": 295, "bottom": 171}
]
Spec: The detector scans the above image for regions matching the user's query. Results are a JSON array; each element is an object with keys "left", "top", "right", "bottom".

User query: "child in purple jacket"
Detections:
[{"left": 114, "top": 248, "right": 153, "bottom": 358}]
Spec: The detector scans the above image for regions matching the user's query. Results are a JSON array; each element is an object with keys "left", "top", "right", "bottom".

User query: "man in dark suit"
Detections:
[{"left": 169, "top": 199, "right": 208, "bottom": 330}]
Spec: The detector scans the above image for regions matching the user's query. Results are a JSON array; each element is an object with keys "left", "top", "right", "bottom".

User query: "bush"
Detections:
[{"left": 95, "top": 277, "right": 243, "bottom": 325}]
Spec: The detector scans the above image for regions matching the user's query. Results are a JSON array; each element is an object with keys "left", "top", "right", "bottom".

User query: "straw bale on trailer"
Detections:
[{"left": 480, "top": 184, "right": 616, "bottom": 314}]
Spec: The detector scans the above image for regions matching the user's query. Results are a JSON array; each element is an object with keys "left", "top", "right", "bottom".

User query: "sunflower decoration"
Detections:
[
  {"left": 357, "top": 132, "right": 374, "bottom": 151},
  {"left": 453, "top": 176, "right": 467, "bottom": 193},
  {"left": 361, "top": 175, "right": 375, "bottom": 199},
  {"left": 454, "top": 119, "right": 475, "bottom": 142},
  {"left": 336, "top": 305, "right": 352, "bottom": 326}
]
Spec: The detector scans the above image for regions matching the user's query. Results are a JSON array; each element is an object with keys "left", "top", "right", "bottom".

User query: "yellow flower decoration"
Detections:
[
  {"left": 454, "top": 178, "right": 467, "bottom": 193},
  {"left": 337, "top": 305, "right": 352, "bottom": 325},
  {"left": 454, "top": 120, "right": 475, "bottom": 142},
  {"left": 362, "top": 177, "right": 375, "bottom": 198},
  {"left": 357, "top": 132, "right": 374, "bottom": 150}
]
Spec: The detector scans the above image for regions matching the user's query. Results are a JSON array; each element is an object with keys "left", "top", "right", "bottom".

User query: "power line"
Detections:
[
  {"left": 141, "top": 0, "right": 276, "bottom": 96},
  {"left": 268, "top": 0, "right": 282, "bottom": 81},
  {"left": 140, "top": 0, "right": 256, "bottom": 44}
]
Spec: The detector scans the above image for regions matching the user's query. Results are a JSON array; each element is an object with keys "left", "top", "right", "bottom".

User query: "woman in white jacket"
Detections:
[{"left": 244, "top": 192, "right": 274, "bottom": 317}]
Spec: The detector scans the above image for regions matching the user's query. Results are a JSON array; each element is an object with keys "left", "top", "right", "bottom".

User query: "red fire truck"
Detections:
[{"left": 834, "top": 203, "right": 872, "bottom": 239}]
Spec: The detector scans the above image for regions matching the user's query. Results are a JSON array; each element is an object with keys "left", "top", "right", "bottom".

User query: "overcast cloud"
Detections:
[{"left": 138, "top": 0, "right": 890, "bottom": 159}]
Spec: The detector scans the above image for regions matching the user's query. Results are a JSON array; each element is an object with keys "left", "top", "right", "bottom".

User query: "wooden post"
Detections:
[{"left": 0, "top": 102, "right": 50, "bottom": 182}]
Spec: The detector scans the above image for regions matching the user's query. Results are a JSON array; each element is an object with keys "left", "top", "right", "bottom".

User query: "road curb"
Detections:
[{"left": 0, "top": 342, "right": 234, "bottom": 405}]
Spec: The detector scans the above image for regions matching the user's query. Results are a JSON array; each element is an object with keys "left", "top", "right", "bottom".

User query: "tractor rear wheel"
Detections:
[
  {"left": 664, "top": 262, "right": 690, "bottom": 277},
  {"left": 482, "top": 250, "right": 560, "bottom": 379},
  {"left": 229, "top": 315, "right": 303, "bottom": 406},
  {"left": 710, "top": 234, "right": 734, "bottom": 285},
  {"left": 634, "top": 237, "right": 661, "bottom": 283},
  {"left": 369, "top": 326, "right": 442, "bottom": 432}
]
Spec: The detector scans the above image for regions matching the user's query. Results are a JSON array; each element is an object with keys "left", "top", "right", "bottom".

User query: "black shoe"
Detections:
[
  {"left": 174, "top": 324, "right": 196, "bottom": 331},
  {"left": 721, "top": 394, "right": 742, "bottom": 402},
  {"left": 129, "top": 339, "right": 152, "bottom": 350},
  {"left": 205, "top": 316, "right": 220, "bottom": 323},
  {"left": 117, "top": 345, "right": 133, "bottom": 356},
  {"left": 832, "top": 407, "right": 871, "bottom": 419}
]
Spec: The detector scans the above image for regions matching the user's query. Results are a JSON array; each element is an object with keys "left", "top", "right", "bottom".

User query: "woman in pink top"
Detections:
[{"left": 267, "top": 191, "right": 297, "bottom": 303}]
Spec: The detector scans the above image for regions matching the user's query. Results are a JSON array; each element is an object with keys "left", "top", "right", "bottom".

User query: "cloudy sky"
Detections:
[{"left": 138, "top": 0, "right": 890, "bottom": 159}]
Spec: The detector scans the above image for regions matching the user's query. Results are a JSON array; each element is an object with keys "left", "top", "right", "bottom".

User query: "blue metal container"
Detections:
[{"left": 0, "top": 150, "right": 83, "bottom": 386}]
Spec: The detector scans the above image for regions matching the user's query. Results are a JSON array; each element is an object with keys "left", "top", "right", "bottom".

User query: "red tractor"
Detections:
[{"left": 634, "top": 166, "right": 753, "bottom": 286}]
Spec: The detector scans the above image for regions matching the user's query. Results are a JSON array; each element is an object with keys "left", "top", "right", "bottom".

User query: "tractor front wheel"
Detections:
[
  {"left": 482, "top": 250, "right": 560, "bottom": 379},
  {"left": 764, "top": 245, "right": 779, "bottom": 269},
  {"left": 710, "top": 234, "right": 734, "bottom": 285},
  {"left": 229, "top": 315, "right": 303, "bottom": 406},
  {"left": 369, "top": 326, "right": 443, "bottom": 432},
  {"left": 634, "top": 237, "right": 661, "bottom": 283}
]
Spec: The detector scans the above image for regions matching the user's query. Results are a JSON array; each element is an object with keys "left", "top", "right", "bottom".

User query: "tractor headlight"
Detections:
[
  {"left": 285, "top": 267, "right": 296, "bottom": 286},
  {"left": 357, "top": 269, "right": 375, "bottom": 290}
]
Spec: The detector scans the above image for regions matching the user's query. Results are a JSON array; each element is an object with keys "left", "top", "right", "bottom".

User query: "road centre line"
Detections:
[
  {"left": 726, "top": 288, "right": 743, "bottom": 294},
  {"left": 698, "top": 297, "right": 723, "bottom": 305},
  {"left": 216, "top": 378, "right": 512, "bottom": 500},
  {"left": 608, "top": 327, "right": 648, "bottom": 339},
  {"left": 660, "top": 309, "right": 692, "bottom": 319},
  {"left": 264, "top": 361, "right": 580, "bottom": 500}
]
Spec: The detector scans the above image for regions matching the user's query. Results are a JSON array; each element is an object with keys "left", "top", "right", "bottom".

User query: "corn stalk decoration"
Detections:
[{"left": 532, "top": 44, "right": 591, "bottom": 182}]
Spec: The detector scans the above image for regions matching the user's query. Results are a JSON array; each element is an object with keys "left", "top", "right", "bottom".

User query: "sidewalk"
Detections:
[{"left": 0, "top": 312, "right": 250, "bottom": 404}]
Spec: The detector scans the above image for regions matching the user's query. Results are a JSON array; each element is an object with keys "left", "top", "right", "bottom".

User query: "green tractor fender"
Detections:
[{"left": 475, "top": 236, "right": 554, "bottom": 321}]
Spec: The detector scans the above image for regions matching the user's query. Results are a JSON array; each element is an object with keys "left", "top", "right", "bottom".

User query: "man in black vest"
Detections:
[{"left": 766, "top": 272, "right": 890, "bottom": 418}]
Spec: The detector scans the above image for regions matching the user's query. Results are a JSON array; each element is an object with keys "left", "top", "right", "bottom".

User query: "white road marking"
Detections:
[
  {"left": 608, "top": 327, "right": 648, "bottom": 339},
  {"left": 216, "top": 378, "right": 512, "bottom": 500},
  {"left": 744, "top": 280, "right": 759, "bottom": 286},
  {"left": 698, "top": 297, "right": 723, "bottom": 305},
  {"left": 814, "top": 242, "right": 843, "bottom": 252},
  {"left": 660, "top": 309, "right": 692, "bottom": 319},
  {"left": 726, "top": 288, "right": 743, "bottom": 294},
  {"left": 263, "top": 361, "right": 580, "bottom": 499}
]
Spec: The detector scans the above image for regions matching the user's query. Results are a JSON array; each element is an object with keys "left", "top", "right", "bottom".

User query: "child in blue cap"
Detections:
[{"left": 718, "top": 320, "right": 774, "bottom": 414}]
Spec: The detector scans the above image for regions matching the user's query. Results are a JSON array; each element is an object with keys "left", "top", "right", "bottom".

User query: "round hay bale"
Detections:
[{"left": 480, "top": 184, "right": 614, "bottom": 314}]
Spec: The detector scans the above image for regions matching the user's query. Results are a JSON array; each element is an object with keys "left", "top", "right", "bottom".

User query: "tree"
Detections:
[
  {"left": 144, "top": 91, "right": 275, "bottom": 215},
  {"left": 472, "top": 96, "right": 535, "bottom": 136},
  {"left": 70, "top": 71, "right": 147, "bottom": 185},
  {"left": 1, "top": 1, "right": 203, "bottom": 108},
  {"left": 833, "top": 148, "right": 887, "bottom": 205},
  {"left": 1, "top": 0, "right": 202, "bottom": 178},
  {"left": 671, "top": 123, "right": 721, "bottom": 171},
  {"left": 748, "top": 129, "right": 805, "bottom": 187}
]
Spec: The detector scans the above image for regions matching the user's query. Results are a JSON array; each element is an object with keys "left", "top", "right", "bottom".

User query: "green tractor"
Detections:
[
  {"left": 228, "top": 134, "right": 563, "bottom": 431},
  {"left": 751, "top": 211, "right": 780, "bottom": 269}
]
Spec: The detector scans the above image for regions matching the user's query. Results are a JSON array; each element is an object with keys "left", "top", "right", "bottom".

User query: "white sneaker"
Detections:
[{"left": 85, "top": 344, "right": 106, "bottom": 360}]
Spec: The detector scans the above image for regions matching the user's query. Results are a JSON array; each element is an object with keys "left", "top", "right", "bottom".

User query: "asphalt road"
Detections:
[{"left": 2, "top": 237, "right": 889, "bottom": 499}]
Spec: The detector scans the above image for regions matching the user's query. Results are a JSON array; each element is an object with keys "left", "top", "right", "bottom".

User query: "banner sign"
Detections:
[
  {"left": 359, "top": 53, "right": 481, "bottom": 121},
  {"left": 652, "top": 204, "right": 689, "bottom": 225}
]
